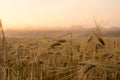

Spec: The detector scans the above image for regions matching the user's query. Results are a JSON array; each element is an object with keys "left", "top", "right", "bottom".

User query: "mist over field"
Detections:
[{"left": 5, "top": 26, "right": 120, "bottom": 37}]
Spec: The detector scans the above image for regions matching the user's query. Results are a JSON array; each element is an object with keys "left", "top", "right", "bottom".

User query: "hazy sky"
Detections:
[{"left": 0, "top": 0, "right": 120, "bottom": 30}]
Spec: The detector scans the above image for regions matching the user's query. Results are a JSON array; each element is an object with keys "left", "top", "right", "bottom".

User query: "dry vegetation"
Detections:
[{"left": 0, "top": 20, "right": 120, "bottom": 80}]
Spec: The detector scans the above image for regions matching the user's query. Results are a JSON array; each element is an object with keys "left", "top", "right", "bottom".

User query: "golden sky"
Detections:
[{"left": 0, "top": 0, "right": 120, "bottom": 30}]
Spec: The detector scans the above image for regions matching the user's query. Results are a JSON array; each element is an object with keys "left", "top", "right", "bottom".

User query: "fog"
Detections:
[{"left": 4, "top": 26, "right": 120, "bottom": 37}]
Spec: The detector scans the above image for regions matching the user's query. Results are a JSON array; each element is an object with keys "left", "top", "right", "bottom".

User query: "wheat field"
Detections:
[
  {"left": 0, "top": 20, "right": 120, "bottom": 80},
  {"left": 0, "top": 35, "right": 120, "bottom": 80}
]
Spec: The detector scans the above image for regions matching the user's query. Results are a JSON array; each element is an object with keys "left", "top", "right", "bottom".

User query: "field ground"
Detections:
[{"left": 0, "top": 37, "right": 120, "bottom": 80}]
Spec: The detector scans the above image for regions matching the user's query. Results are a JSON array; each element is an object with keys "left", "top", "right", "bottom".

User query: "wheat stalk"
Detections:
[{"left": 0, "top": 19, "right": 5, "bottom": 41}]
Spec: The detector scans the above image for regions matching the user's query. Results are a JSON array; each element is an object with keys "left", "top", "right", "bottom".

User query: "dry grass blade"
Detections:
[
  {"left": 101, "top": 53, "right": 113, "bottom": 60},
  {"left": 82, "top": 64, "right": 95, "bottom": 75},
  {"left": 87, "top": 35, "right": 93, "bottom": 43},
  {"left": 57, "top": 33, "right": 72, "bottom": 40},
  {"left": 98, "top": 37, "right": 105, "bottom": 46},
  {"left": 0, "top": 19, "right": 5, "bottom": 41},
  {"left": 57, "top": 39, "right": 67, "bottom": 43}
]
